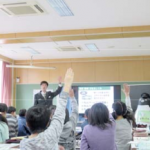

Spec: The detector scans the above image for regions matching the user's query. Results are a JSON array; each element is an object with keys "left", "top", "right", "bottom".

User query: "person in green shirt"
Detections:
[{"left": 0, "top": 103, "right": 9, "bottom": 143}]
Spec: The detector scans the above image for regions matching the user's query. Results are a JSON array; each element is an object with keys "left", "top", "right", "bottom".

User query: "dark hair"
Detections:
[
  {"left": 0, "top": 103, "right": 7, "bottom": 113},
  {"left": 26, "top": 105, "right": 51, "bottom": 133},
  {"left": 7, "top": 106, "right": 16, "bottom": 114},
  {"left": 112, "top": 101, "right": 136, "bottom": 126},
  {"left": 40, "top": 81, "right": 49, "bottom": 87},
  {"left": 89, "top": 103, "right": 111, "bottom": 129},
  {"left": 141, "top": 93, "right": 150, "bottom": 99},
  {"left": 64, "top": 109, "right": 69, "bottom": 124},
  {"left": 85, "top": 108, "right": 90, "bottom": 118},
  {"left": 0, "top": 103, "right": 8, "bottom": 125},
  {"left": 19, "top": 109, "right": 27, "bottom": 117}
]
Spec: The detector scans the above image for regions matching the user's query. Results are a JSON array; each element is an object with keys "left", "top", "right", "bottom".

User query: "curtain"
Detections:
[{"left": 1, "top": 62, "right": 12, "bottom": 106}]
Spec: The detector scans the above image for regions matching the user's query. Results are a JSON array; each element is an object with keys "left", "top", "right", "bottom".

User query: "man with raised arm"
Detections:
[{"left": 34, "top": 77, "right": 63, "bottom": 107}]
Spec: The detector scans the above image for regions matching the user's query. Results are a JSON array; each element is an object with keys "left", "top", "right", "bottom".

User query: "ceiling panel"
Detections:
[
  {"left": 0, "top": 0, "right": 150, "bottom": 33},
  {"left": 0, "top": 37, "right": 150, "bottom": 60}
]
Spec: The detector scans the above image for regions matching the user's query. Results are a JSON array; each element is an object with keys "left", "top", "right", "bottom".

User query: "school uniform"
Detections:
[{"left": 34, "top": 85, "right": 62, "bottom": 107}]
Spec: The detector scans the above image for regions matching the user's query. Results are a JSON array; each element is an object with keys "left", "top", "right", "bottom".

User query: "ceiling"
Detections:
[
  {"left": 0, "top": 0, "right": 150, "bottom": 60},
  {"left": 0, "top": 0, "right": 150, "bottom": 33},
  {"left": 1, "top": 37, "right": 150, "bottom": 60}
]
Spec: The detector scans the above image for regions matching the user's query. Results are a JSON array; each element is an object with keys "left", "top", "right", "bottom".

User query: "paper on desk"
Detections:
[
  {"left": 138, "top": 141, "right": 150, "bottom": 150},
  {"left": 0, "top": 144, "right": 20, "bottom": 150},
  {"left": 129, "top": 141, "right": 150, "bottom": 150}
]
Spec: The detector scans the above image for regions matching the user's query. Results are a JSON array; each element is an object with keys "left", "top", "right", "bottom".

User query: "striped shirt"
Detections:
[{"left": 6, "top": 114, "right": 18, "bottom": 138}]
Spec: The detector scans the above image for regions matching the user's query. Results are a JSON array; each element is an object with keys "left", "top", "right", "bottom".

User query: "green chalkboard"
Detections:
[
  {"left": 15, "top": 82, "right": 150, "bottom": 113},
  {"left": 16, "top": 84, "right": 59, "bottom": 113}
]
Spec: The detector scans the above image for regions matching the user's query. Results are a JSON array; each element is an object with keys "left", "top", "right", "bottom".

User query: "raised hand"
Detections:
[
  {"left": 122, "top": 84, "right": 130, "bottom": 97},
  {"left": 63, "top": 68, "right": 74, "bottom": 93},
  {"left": 69, "top": 89, "right": 75, "bottom": 98}
]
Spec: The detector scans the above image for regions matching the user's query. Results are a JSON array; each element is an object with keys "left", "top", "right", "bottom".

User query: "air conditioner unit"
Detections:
[
  {"left": 0, "top": 0, "right": 47, "bottom": 16},
  {"left": 57, "top": 46, "right": 83, "bottom": 52}
]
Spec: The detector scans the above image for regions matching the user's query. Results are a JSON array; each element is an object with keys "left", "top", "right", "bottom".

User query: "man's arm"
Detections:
[
  {"left": 69, "top": 89, "right": 78, "bottom": 130},
  {"left": 52, "top": 85, "right": 63, "bottom": 97},
  {"left": 52, "top": 77, "right": 63, "bottom": 97}
]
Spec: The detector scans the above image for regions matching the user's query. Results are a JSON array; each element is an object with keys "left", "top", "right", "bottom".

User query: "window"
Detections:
[{"left": 0, "top": 61, "right": 2, "bottom": 102}]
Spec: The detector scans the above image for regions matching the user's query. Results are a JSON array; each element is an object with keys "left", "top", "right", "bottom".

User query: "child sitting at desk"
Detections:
[
  {"left": 81, "top": 103, "right": 116, "bottom": 150},
  {"left": 112, "top": 84, "right": 136, "bottom": 150},
  {"left": 0, "top": 103, "right": 9, "bottom": 143},
  {"left": 20, "top": 68, "right": 74, "bottom": 150},
  {"left": 18, "top": 109, "right": 31, "bottom": 137}
]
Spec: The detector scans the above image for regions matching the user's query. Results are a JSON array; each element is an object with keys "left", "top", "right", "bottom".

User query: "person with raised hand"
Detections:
[
  {"left": 112, "top": 84, "right": 135, "bottom": 150},
  {"left": 34, "top": 76, "right": 63, "bottom": 107},
  {"left": 59, "top": 89, "right": 78, "bottom": 150},
  {"left": 20, "top": 68, "right": 74, "bottom": 150}
]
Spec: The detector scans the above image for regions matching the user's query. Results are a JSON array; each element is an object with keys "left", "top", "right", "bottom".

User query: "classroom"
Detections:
[{"left": 0, "top": 0, "right": 150, "bottom": 150}]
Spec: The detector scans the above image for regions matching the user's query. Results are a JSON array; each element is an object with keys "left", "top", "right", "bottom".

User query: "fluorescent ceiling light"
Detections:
[
  {"left": 6, "top": 65, "right": 56, "bottom": 70},
  {"left": 21, "top": 47, "right": 40, "bottom": 54},
  {"left": 47, "top": 0, "right": 74, "bottom": 16},
  {"left": 85, "top": 44, "right": 99, "bottom": 52}
]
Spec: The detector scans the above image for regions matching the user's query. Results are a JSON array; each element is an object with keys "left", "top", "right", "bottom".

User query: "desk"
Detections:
[
  {"left": 0, "top": 144, "right": 20, "bottom": 150},
  {"left": 130, "top": 137, "right": 150, "bottom": 150}
]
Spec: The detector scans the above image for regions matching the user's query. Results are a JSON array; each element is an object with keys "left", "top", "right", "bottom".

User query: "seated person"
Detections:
[
  {"left": 59, "top": 89, "right": 78, "bottom": 150},
  {"left": 81, "top": 103, "right": 116, "bottom": 150},
  {"left": 18, "top": 109, "right": 31, "bottom": 137},
  {"left": 112, "top": 101, "right": 135, "bottom": 150},
  {"left": 0, "top": 103, "right": 9, "bottom": 143},
  {"left": 112, "top": 84, "right": 135, "bottom": 150},
  {"left": 81, "top": 108, "right": 90, "bottom": 131},
  {"left": 20, "top": 68, "right": 74, "bottom": 150},
  {"left": 6, "top": 106, "right": 18, "bottom": 138}
]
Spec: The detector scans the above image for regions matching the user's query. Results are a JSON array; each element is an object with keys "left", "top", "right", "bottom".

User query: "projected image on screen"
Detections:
[{"left": 78, "top": 86, "right": 114, "bottom": 114}]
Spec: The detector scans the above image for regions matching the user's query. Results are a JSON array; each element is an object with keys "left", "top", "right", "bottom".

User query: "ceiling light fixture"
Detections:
[
  {"left": 47, "top": 0, "right": 74, "bottom": 16},
  {"left": 7, "top": 56, "right": 56, "bottom": 70},
  {"left": 6, "top": 65, "right": 56, "bottom": 70},
  {"left": 85, "top": 44, "right": 100, "bottom": 52}
]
